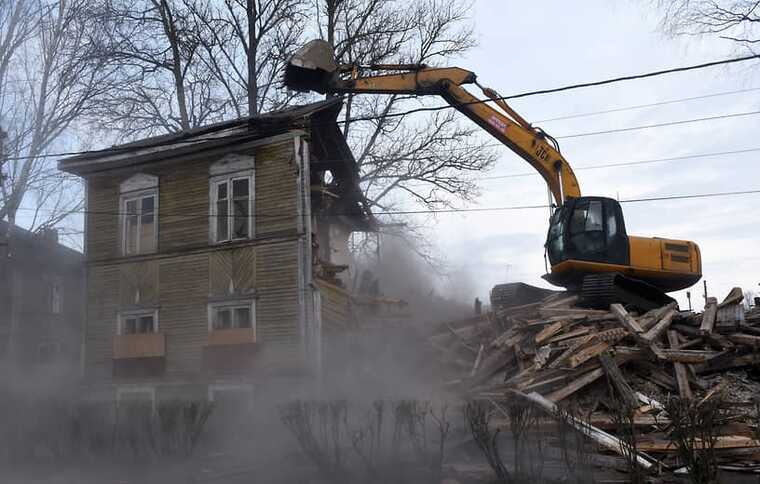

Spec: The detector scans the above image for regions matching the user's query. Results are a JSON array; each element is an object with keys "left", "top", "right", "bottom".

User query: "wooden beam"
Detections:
[
  {"left": 610, "top": 303, "right": 645, "bottom": 334},
  {"left": 534, "top": 320, "right": 566, "bottom": 345},
  {"left": 700, "top": 297, "right": 718, "bottom": 334},
  {"left": 547, "top": 354, "right": 633, "bottom": 402},
  {"left": 639, "top": 302, "right": 679, "bottom": 331},
  {"left": 599, "top": 351, "right": 639, "bottom": 409},
  {"left": 642, "top": 308, "right": 677, "bottom": 343},
  {"left": 668, "top": 330, "right": 693, "bottom": 399}
]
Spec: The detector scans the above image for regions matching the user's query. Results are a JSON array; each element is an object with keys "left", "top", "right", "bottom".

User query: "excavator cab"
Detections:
[{"left": 546, "top": 197, "right": 629, "bottom": 270}]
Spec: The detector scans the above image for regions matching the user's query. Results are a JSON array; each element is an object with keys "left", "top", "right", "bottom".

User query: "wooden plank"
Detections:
[
  {"left": 700, "top": 297, "right": 718, "bottom": 334},
  {"left": 610, "top": 303, "right": 645, "bottom": 334},
  {"left": 636, "top": 435, "right": 760, "bottom": 452},
  {"left": 546, "top": 326, "right": 592, "bottom": 344},
  {"left": 599, "top": 351, "right": 639, "bottom": 409},
  {"left": 642, "top": 308, "right": 677, "bottom": 343},
  {"left": 639, "top": 302, "right": 679, "bottom": 331},
  {"left": 667, "top": 330, "right": 692, "bottom": 399},
  {"left": 568, "top": 341, "right": 610, "bottom": 368},
  {"left": 727, "top": 333, "right": 760, "bottom": 347},
  {"left": 534, "top": 320, "right": 566, "bottom": 345},
  {"left": 548, "top": 357, "right": 625, "bottom": 402}
]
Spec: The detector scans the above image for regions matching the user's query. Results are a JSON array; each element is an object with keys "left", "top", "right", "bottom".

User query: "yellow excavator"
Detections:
[{"left": 285, "top": 40, "right": 702, "bottom": 309}]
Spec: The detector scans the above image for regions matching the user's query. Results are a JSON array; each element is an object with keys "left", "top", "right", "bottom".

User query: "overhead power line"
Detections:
[
  {"left": 474, "top": 147, "right": 760, "bottom": 181},
  {"left": 3, "top": 52, "right": 760, "bottom": 163},
  {"left": 12, "top": 188, "right": 760, "bottom": 219},
  {"left": 7, "top": 107, "right": 760, "bottom": 163},
  {"left": 533, "top": 86, "right": 760, "bottom": 123}
]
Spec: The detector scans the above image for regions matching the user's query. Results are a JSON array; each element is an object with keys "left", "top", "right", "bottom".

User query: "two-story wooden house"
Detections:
[{"left": 59, "top": 99, "right": 374, "bottom": 408}]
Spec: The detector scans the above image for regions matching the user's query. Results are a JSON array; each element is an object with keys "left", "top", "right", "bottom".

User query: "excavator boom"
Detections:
[{"left": 285, "top": 40, "right": 580, "bottom": 205}]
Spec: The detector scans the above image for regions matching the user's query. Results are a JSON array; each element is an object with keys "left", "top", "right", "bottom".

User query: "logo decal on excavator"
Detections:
[{"left": 488, "top": 115, "right": 508, "bottom": 132}]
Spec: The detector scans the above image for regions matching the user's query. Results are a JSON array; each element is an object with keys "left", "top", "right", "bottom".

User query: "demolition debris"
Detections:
[{"left": 430, "top": 287, "right": 760, "bottom": 477}]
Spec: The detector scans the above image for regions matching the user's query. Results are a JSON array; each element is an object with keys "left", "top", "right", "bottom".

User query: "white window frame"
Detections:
[
  {"left": 116, "top": 386, "right": 156, "bottom": 415},
  {"left": 120, "top": 189, "right": 158, "bottom": 256},
  {"left": 207, "top": 300, "right": 256, "bottom": 335},
  {"left": 208, "top": 154, "right": 255, "bottom": 245},
  {"left": 209, "top": 174, "right": 254, "bottom": 244},
  {"left": 117, "top": 309, "right": 159, "bottom": 335}
]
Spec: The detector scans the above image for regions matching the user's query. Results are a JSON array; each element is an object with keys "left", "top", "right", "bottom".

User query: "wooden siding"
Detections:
[
  {"left": 158, "top": 253, "right": 209, "bottom": 380},
  {"left": 86, "top": 265, "right": 119, "bottom": 381},
  {"left": 84, "top": 134, "right": 307, "bottom": 385},
  {"left": 119, "top": 260, "right": 159, "bottom": 306},
  {"left": 209, "top": 247, "right": 256, "bottom": 296},
  {"left": 255, "top": 140, "right": 300, "bottom": 236}
]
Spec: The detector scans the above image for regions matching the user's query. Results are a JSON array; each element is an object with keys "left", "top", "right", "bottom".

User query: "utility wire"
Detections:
[
  {"left": 534, "top": 86, "right": 760, "bottom": 123},
  {"left": 6, "top": 108, "right": 760, "bottom": 163},
  {"left": 12, "top": 188, "right": 760, "bottom": 219},
  {"left": 474, "top": 147, "right": 760, "bottom": 181},
  {"left": 3, "top": 53, "right": 760, "bottom": 163}
]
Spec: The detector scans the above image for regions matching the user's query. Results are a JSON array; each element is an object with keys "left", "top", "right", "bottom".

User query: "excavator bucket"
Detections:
[{"left": 284, "top": 40, "right": 339, "bottom": 94}]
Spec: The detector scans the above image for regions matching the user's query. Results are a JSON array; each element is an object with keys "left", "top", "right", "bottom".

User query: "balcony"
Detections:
[
  {"left": 113, "top": 332, "right": 166, "bottom": 359},
  {"left": 207, "top": 327, "right": 256, "bottom": 346}
]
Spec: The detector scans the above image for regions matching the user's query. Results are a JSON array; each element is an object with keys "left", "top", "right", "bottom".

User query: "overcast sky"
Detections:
[{"left": 426, "top": 0, "right": 760, "bottom": 309}]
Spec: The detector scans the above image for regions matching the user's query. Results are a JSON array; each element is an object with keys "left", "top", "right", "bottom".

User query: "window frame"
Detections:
[
  {"left": 117, "top": 309, "right": 159, "bottom": 336},
  {"left": 207, "top": 300, "right": 256, "bottom": 334},
  {"left": 38, "top": 341, "right": 62, "bottom": 363},
  {"left": 209, "top": 170, "right": 254, "bottom": 244},
  {"left": 120, "top": 187, "right": 158, "bottom": 256},
  {"left": 48, "top": 276, "right": 63, "bottom": 314}
]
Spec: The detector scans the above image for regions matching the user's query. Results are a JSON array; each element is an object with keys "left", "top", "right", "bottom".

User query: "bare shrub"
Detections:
[
  {"left": 279, "top": 398, "right": 451, "bottom": 483},
  {"left": 665, "top": 394, "right": 725, "bottom": 484},
  {"left": 554, "top": 404, "right": 595, "bottom": 484}
]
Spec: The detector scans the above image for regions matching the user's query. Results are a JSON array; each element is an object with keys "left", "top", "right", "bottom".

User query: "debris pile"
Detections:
[{"left": 430, "top": 287, "right": 760, "bottom": 475}]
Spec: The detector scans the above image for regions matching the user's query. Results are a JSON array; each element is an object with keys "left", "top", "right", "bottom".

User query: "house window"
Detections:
[
  {"left": 50, "top": 278, "right": 63, "bottom": 314},
  {"left": 210, "top": 302, "right": 253, "bottom": 330},
  {"left": 212, "top": 177, "right": 252, "bottom": 242},
  {"left": 122, "top": 193, "right": 156, "bottom": 255},
  {"left": 119, "top": 310, "right": 158, "bottom": 335},
  {"left": 120, "top": 174, "right": 159, "bottom": 256}
]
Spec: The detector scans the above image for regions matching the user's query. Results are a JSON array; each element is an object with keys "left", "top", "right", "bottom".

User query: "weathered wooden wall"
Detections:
[{"left": 84, "top": 135, "right": 307, "bottom": 384}]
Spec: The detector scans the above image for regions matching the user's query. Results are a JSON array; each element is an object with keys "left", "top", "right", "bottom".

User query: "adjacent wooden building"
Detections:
[
  {"left": 59, "top": 99, "right": 374, "bottom": 406},
  {"left": 0, "top": 222, "right": 84, "bottom": 377}
]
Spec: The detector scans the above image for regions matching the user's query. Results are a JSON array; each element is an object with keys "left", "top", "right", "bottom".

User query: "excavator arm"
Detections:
[{"left": 285, "top": 40, "right": 580, "bottom": 205}]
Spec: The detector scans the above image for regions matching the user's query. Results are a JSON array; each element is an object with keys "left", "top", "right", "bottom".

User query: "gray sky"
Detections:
[{"left": 430, "top": 0, "right": 760, "bottom": 308}]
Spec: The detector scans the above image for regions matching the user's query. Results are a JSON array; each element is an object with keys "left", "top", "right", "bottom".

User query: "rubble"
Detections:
[{"left": 430, "top": 286, "right": 760, "bottom": 477}]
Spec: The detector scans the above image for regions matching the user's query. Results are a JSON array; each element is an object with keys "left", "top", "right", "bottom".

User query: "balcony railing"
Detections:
[
  {"left": 207, "top": 327, "right": 256, "bottom": 346},
  {"left": 113, "top": 333, "right": 166, "bottom": 359}
]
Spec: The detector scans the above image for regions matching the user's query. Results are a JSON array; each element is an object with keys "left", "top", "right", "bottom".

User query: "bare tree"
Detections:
[
  {"left": 314, "top": 0, "right": 497, "bottom": 211},
  {"left": 655, "top": 1, "right": 760, "bottom": 52},
  {"left": 1, "top": 0, "right": 115, "bottom": 232}
]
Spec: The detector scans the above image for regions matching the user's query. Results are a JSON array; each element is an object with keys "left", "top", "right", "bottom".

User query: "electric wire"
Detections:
[
  {"left": 3, "top": 53, "right": 760, "bottom": 162},
  {"left": 12, "top": 188, "right": 760, "bottom": 219}
]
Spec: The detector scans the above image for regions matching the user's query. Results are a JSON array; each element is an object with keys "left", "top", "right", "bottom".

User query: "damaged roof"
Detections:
[{"left": 58, "top": 98, "right": 375, "bottom": 230}]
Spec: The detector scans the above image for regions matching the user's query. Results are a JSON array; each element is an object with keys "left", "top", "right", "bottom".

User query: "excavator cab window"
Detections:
[{"left": 546, "top": 197, "right": 629, "bottom": 266}]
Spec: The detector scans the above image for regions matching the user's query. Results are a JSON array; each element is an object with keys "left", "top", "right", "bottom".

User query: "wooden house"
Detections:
[
  {"left": 0, "top": 223, "right": 84, "bottom": 377},
  {"left": 58, "top": 99, "right": 375, "bottom": 407}
]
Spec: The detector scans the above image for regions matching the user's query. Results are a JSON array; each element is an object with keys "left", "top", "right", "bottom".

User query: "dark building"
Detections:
[{"left": 0, "top": 222, "right": 85, "bottom": 378}]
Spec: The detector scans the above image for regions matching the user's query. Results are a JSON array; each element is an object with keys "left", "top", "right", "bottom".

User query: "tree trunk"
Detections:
[{"left": 246, "top": 0, "right": 258, "bottom": 115}]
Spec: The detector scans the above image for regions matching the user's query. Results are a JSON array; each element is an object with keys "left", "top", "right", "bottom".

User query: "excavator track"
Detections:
[
  {"left": 579, "top": 273, "right": 676, "bottom": 311},
  {"left": 490, "top": 282, "right": 557, "bottom": 312}
]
